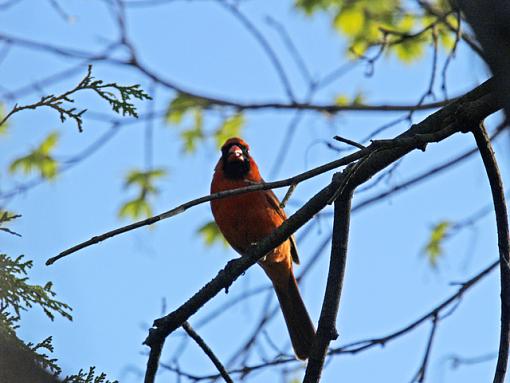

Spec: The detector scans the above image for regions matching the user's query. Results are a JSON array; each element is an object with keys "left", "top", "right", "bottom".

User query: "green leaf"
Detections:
[
  {"left": 125, "top": 168, "right": 167, "bottom": 189},
  {"left": 118, "top": 198, "right": 153, "bottom": 220},
  {"left": 214, "top": 113, "right": 245, "bottom": 148},
  {"left": 423, "top": 220, "right": 451, "bottom": 268},
  {"left": 38, "top": 132, "right": 59, "bottom": 154},
  {"left": 9, "top": 132, "right": 60, "bottom": 180},
  {"left": 0, "top": 103, "right": 8, "bottom": 135},
  {"left": 352, "top": 91, "right": 365, "bottom": 105},
  {"left": 119, "top": 167, "right": 167, "bottom": 220},
  {"left": 393, "top": 38, "right": 425, "bottom": 63},
  {"left": 334, "top": 91, "right": 364, "bottom": 106},
  {"left": 166, "top": 93, "right": 209, "bottom": 125},
  {"left": 180, "top": 109, "right": 205, "bottom": 153},
  {"left": 197, "top": 221, "right": 228, "bottom": 247},
  {"left": 39, "top": 157, "right": 58, "bottom": 179},
  {"left": 334, "top": 94, "right": 350, "bottom": 106},
  {"left": 396, "top": 14, "right": 415, "bottom": 32},
  {"left": 334, "top": 7, "right": 365, "bottom": 37}
]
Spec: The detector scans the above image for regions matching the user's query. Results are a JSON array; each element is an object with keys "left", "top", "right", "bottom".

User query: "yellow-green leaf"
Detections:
[
  {"left": 439, "top": 28, "right": 455, "bottom": 50},
  {"left": 118, "top": 198, "right": 152, "bottom": 220},
  {"left": 335, "top": 95, "right": 349, "bottom": 106},
  {"left": 198, "top": 221, "right": 228, "bottom": 247},
  {"left": 9, "top": 132, "right": 60, "bottom": 180},
  {"left": 334, "top": 7, "right": 365, "bottom": 37},
  {"left": 352, "top": 91, "right": 365, "bottom": 105},
  {"left": 214, "top": 113, "right": 245, "bottom": 148},
  {"left": 397, "top": 14, "right": 415, "bottom": 32},
  {"left": 423, "top": 220, "right": 451, "bottom": 268},
  {"left": 39, "top": 132, "right": 59, "bottom": 154},
  {"left": 39, "top": 157, "right": 58, "bottom": 179},
  {"left": 393, "top": 39, "right": 425, "bottom": 63},
  {"left": 0, "top": 103, "right": 8, "bottom": 135},
  {"left": 165, "top": 93, "right": 208, "bottom": 125},
  {"left": 125, "top": 168, "right": 167, "bottom": 189}
]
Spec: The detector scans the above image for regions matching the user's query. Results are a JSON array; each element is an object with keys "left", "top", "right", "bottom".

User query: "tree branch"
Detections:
[
  {"left": 410, "top": 314, "right": 439, "bottom": 383},
  {"left": 471, "top": 123, "right": 510, "bottom": 383},
  {"left": 181, "top": 321, "right": 233, "bottom": 383},
  {"left": 303, "top": 187, "right": 353, "bottom": 383},
  {"left": 457, "top": 0, "right": 510, "bottom": 121}
]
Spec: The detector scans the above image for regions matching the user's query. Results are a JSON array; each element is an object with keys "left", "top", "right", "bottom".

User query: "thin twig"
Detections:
[
  {"left": 333, "top": 135, "right": 366, "bottom": 150},
  {"left": 217, "top": 0, "right": 295, "bottom": 102},
  {"left": 182, "top": 322, "right": 233, "bottom": 383},
  {"left": 410, "top": 314, "right": 439, "bottom": 383},
  {"left": 279, "top": 184, "right": 296, "bottom": 209}
]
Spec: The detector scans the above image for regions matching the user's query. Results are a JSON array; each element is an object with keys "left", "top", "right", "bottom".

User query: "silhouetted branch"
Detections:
[
  {"left": 181, "top": 322, "right": 233, "bottom": 383},
  {"left": 303, "top": 186, "right": 353, "bottom": 383},
  {"left": 409, "top": 314, "right": 439, "bottom": 383},
  {"left": 218, "top": 0, "right": 295, "bottom": 102},
  {"left": 456, "top": 1, "right": 510, "bottom": 121},
  {"left": 471, "top": 122, "right": 510, "bottom": 383}
]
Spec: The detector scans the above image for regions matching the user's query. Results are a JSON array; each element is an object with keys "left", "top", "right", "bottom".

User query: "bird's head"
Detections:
[{"left": 220, "top": 137, "right": 251, "bottom": 179}]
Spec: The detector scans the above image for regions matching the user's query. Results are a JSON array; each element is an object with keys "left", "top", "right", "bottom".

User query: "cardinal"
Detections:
[{"left": 210, "top": 137, "right": 315, "bottom": 360}]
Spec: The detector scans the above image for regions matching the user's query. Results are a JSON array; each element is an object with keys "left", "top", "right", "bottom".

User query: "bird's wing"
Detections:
[{"left": 264, "top": 189, "right": 300, "bottom": 265}]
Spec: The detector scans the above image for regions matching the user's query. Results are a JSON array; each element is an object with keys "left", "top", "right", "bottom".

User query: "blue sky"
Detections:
[{"left": 0, "top": 1, "right": 506, "bottom": 382}]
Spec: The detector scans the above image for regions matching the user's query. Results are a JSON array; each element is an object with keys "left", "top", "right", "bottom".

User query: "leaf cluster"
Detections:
[
  {"left": 63, "top": 367, "right": 118, "bottom": 383},
  {"left": 0, "top": 254, "right": 73, "bottom": 330},
  {"left": 9, "top": 131, "right": 60, "bottom": 179},
  {"left": 166, "top": 93, "right": 245, "bottom": 153},
  {"left": 295, "top": 0, "right": 458, "bottom": 63},
  {"left": 0, "top": 65, "right": 152, "bottom": 133},
  {"left": 0, "top": 252, "right": 72, "bottom": 375},
  {"left": 118, "top": 168, "right": 167, "bottom": 220},
  {"left": 79, "top": 65, "right": 152, "bottom": 119}
]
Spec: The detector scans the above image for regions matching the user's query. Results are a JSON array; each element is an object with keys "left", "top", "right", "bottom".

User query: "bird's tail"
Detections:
[{"left": 273, "top": 271, "right": 315, "bottom": 360}]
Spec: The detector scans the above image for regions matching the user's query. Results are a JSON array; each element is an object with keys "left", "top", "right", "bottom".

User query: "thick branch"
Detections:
[
  {"left": 303, "top": 187, "right": 353, "bottom": 383},
  {"left": 471, "top": 123, "right": 510, "bottom": 383},
  {"left": 457, "top": 0, "right": 510, "bottom": 121}
]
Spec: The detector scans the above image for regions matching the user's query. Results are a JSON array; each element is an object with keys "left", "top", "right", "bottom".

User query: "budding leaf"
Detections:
[{"left": 423, "top": 220, "right": 452, "bottom": 268}]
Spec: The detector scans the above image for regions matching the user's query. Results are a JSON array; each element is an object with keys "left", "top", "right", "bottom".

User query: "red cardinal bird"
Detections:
[{"left": 210, "top": 137, "right": 315, "bottom": 360}]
